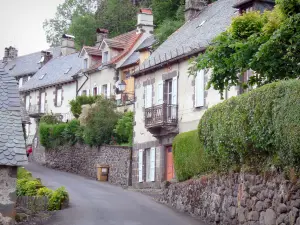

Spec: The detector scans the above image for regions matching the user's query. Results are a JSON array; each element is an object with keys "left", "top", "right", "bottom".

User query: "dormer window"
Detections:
[
  {"left": 103, "top": 51, "right": 109, "bottom": 63},
  {"left": 84, "top": 58, "right": 88, "bottom": 70}
]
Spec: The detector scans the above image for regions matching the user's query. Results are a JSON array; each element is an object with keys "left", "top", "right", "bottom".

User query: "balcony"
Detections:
[
  {"left": 145, "top": 104, "right": 178, "bottom": 137},
  {"left": 28, "top": 104, "right": 48, "bottom": 118}
]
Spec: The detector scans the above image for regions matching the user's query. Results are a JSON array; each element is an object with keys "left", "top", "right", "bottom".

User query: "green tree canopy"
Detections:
[
  {"left": 43, "top": 0, "right": 99, "bottom": 46},
  {"left": 68, "top": 14, "right": 98, "bottom": 49},
  {"left": 190, "top": 0, "right": 300, "bottom": 97},
  {"left": 95, "top": 0, "right": 138, "bottom": 38}
]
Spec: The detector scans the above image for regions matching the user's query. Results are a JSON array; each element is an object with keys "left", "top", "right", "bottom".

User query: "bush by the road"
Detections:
[
  {"left": 199, "top": 79, "right": 300, "bottom": 172},
  {"left": 173, "top": 130, "right": 213, "bottom": 181}
]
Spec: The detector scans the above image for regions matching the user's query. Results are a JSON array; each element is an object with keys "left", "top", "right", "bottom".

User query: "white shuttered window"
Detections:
[
  {"left": 145, "top": 85, "right": 152, "bottom": 108},
  {"left": 195, "top": 70, "right": 205, "bottom": 107},
  {"left": 138, "top": 149, "right": 143, "bottom": 183},
  {"left": 150, "top": 147, "right": 156, "bottom": 181},
  {"left": 157, "top": 81, "right": 164, "bottom": 105}
]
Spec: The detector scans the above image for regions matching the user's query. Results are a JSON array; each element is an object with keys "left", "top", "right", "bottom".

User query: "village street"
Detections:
[{"left": 25, "top": 163, "right": 206, "bottom": 225}]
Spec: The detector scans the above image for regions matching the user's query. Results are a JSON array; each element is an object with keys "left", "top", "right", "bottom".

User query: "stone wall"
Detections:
[
  {"left": 16, "top": 196, "right": 49, "bottom": 213},
  {"left": 37, "top": 144, "right": 132, "bottom": 186},
  {"left": 0, "top": 166, "right": 17, "bottom": 225},
  {"left": 160, "top": 173, "right": 300, "bottom": 225}
]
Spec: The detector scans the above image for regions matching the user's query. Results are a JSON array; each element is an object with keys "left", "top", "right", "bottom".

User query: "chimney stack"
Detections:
[
  {"left": 95, "top": 28, "right": 109, "bottom": 47},
  {"left": 3, "top": 46, "right": 18, "bottom": 62},
  {"left": 61, "top": 34, "right": 76, "bottom": 56},
  {"left": 39, "top": 51, "right": 53, "bottom": 66},
  {"left": 137, "top": 8, "right": 154, "bottom": 34},
  {"left": 184, "top": 0, "right": 207, "bottom": 21}
]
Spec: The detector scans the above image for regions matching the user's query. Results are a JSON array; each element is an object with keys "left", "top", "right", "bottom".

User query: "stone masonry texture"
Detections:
[
  {"left": 36, "top": 144, "right": 132, "bottom": 187},
  {"left": 0, "top": 166, "right": 17, "bottom": 225},
  {"left": 160, "top": 172, "right": 300, "bottom": 225}
]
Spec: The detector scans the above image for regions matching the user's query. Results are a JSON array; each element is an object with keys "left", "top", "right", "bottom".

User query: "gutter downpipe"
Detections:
[{"left": 75, "top": 72, "right": 89, "bottom": 96}]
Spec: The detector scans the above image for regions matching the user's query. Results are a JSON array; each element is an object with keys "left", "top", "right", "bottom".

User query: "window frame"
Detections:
[{"left": 56, "top": 88, "right": 62, "bottom": 107}]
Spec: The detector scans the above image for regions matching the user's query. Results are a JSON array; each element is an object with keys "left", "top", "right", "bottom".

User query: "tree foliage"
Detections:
[
  {"left": 114, "top": 111, "right": 134, "bottom": 145},
  {"left": 68, "top": 14, "right": 98, "bottom": 50},
  {"left": 151, "top": 0, "right": 184, "bottom": 25},
  {"left": 190, "top": 0, "right": 300, "bottom": 97},
  {"left": 69, "top": 95, "right": 97, "bottom": 119},
  {"left": 43, "top": 0, "right": 99, "bottom": 46},
  {"left": 95, "top": 0, "right": 138, "bottom": 38}
]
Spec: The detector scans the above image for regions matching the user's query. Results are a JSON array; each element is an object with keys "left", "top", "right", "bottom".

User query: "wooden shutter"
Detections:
[
  {"left": 195, "top": 70, "right": 205, "bottom": 107},
  {"left": 107, "top": 83, "right": 111, "bottom": 98},
  {"left": 157, "top": 81, "right": 164, "bottom": 105},
  {"left": 138, "top": 149, "right": 143, "bottom": 183},
  {"left": 150, "top": 147, "right": 156, "bottom": 182},
  {"left": 145, "top": 85, "right": 152, "bottom": 108},
  {"left": 86, "top": 89, "right": 90, "bottom": 96},
  {"left": 172, "top": 77, "right": 178, "bottom": 105}
]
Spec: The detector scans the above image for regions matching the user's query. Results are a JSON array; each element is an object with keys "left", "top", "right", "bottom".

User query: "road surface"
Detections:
[{"left": 25, "top": 163, "right": 207, "bottom": 225}]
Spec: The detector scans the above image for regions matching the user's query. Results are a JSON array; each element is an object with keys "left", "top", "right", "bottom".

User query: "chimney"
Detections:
[
  {"left": 3, "top": 46, "right": 18, "bottom": 62},
  {"left": 184, "top": 0, "right": 207, "bottom": 21},
  {"left": 61, "top": 34, "right": 76, "bottom": 56},
  {"left": 137, "top": 8, "right": 154, "bottom": 34},
  {"left": 39, "top": 51, "right": 53, "bottom": 66},
  {"left": 95, "top": 28, "right": 109, "bottom": 47}
]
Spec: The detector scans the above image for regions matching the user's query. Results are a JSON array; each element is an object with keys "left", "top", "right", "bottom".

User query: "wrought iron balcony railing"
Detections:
[
  {"left": 28, "top": 104, "right": 48, "bottom": 117},
  {"left": 145, "top": 104, "right": 178, "bottom": 128}
]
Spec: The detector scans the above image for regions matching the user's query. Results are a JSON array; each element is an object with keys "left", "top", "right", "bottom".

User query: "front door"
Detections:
[
  {"left": 40, "top": 92, "right": 45, "bottom": 113},
  {"left": 166, "top": 146, "right": 174, "bottom": 181}
]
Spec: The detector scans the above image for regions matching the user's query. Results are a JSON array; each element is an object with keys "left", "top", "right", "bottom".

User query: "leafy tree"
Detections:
[
  {"left": 69, "top": 95, "right": 97, "bottom": 119},
  {"left": 44, "top": 0, "right": 100, "bottom": 46},
  {"left": 95, "top": 0, "right": 138, "bottom": 38},
  {"left": 114, "top": 111, "right": 134, "bottom": 145},
  {"left": 151, "top": 0, "right": 184, "bottom": 25},
  {"left": 83, "top": 97, "right": 121, "bottom": 146},
  {"left": 189, "top": 0, "right": 300, "bottom": 97},
  {"left": 68, "top": 14, "right": 98, "bottom": 49}
]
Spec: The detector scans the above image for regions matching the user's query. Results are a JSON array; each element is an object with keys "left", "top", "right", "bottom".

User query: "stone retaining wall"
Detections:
[
  {"left": 36, "top": 144, "right": 132, "bottom": 186},
  {"left": 16, "top": 196, "right": 49, "bottom": 213},
  {"left": 160, "top": 173, "right": 300, "bottom": 225}
]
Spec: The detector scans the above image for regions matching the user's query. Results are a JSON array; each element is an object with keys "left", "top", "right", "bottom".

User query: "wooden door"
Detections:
[{"left": 166, "top": 146, "right": 174, "bottom": 181}]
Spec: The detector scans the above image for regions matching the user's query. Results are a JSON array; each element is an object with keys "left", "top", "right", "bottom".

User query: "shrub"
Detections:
[
  {"left": 198, "top": 79, "right": 300, "bottom": 172},
  {"left": 40, "top": 114, "right": 60, "bottom": 124},
  {"left": 37, "top": 187, "right": 54, "bottom": 198},
  {"left": 173, "top": 130, "right": 213, "bottom": 181},
  {"left": 114, "top": 111, "right": 133, "bottom": 145},
  {"left": 17, "top": 167, "right": 33, "bottom": 179},
  {"left": 39, "top": 123, "right": 67, "bottom": 148},
  {"left": 17, "top": 179, "right": 30, "bottom": 196},
  {"left": 62, "top": 120, "right": 82, "bottom": 145},
  {"left": 48, "top": 187, "right": 69, "bottom": 211},
  {"left": 16, "top": 178, "right": 42, "bottom": 196},
  {"left": 69, "top": 95, "right": 97, "bottom": 119},
  {"left": 83, "top": 97, "right": 121, "bottom": 146}
]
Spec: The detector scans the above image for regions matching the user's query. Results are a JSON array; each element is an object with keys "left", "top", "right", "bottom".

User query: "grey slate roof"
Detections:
[
  {"left": 0, "top": 68, "right": 27, "bottom": 166},
  {"left": 0, "top": 47, "right": 61, "bottom": 78},
  {"left": 137, "top": 0, "right": 238, "bottom": 73},
  {"left": 20, "top": 52, "right": 81, "bottom": 92},
  {"left": 135, "top": 36, "right": 156, "bottom": 52},
  {"left": 119, "top": 52, "right": 139, "bottom": 68}
]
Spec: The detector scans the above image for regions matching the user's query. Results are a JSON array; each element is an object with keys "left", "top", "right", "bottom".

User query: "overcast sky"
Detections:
[{"left": 0, "top": 0, "right": 65, "bottom": 58}]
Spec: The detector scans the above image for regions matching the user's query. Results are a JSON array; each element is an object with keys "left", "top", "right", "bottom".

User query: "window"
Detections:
[
  {"left": 84, "top": 58, "right": 88, "bottom": 70},
  {"left": 82, "top": 90, "right": 87, "bottom": 96},
  {"left": 102, "top": 84, "right": 107, "bottom": 98},
  {"left": 145, "top": 147, "right": 156, "bottom": 182},
  {"left": 23, "top": 76, "right": 28, "bottom": 85},
  {"left": 19, "top": 77, "right": 23, "bottom": 88},
  {"left": 146, "top": 149, "right": 151, "bottom": 181},
  {"left": 93, "top": 87, "right": 98, "bottom": 96},
  {"left": 56, "top": 88, "right": 62, "bottom": 107},
  {"left": 102, "top": 51, "right": 108, "bottom": 63},
  {"left": 144, "top": 85, "right": 152, "bottom": 108},
  {"left": 166, "top": 79, "right": 173, "bottom": 104},
  {"left": 125, "top": 71, "right": 131, "bottom": 79},
  {"left": 195, "top": 70, "right": 205, "bottom": 108},
  {"left": 39, "top": 73, "right": 47, "bottom": 80},
  {"left": 64, "top": 67, "right": 72, "bottom": 74}
]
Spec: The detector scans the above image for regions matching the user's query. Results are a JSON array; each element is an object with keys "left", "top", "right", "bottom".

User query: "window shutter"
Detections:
[
  {"left": 107, "top": 83, "right": 111, "bottom": 98},
  {"left": 19, "top": 77, "right": 23, "bottom": 88},
  {"left": 97, "top": 86, "right": 101, "bottom": 95},
  {"left": 138, "top": 149, "right": 143, "bottom": 183},
  {"left": 86, "top": 89, "right": 90, "bottom": 96},
  {"left": 145, "top": 85, "right": 152, "bottom": 108},
  {"left": 172, "top": 77, "right": 178, "bottom": 105},
  {"left": 25, "top": 96, "right": 30, "bottom": 111},
  {"left": 150, "top": 147, "right": 156, "bottom": 182},
  {"left": 195, "top": 70, "right": 205, "bottom": 107},
  {"left": 57, "top": 89, "right": 62, "bottom": 106},
  {"left": 79, "top": 90, "right": 82, "bottom": 96},
  {"left": 157, "top": 81, "right": 164, "bottom": 105}
]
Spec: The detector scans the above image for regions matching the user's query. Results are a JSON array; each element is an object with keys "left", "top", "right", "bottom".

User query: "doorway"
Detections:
[{"left": 165, "top": 146, "right": 174, "bottom": 181}]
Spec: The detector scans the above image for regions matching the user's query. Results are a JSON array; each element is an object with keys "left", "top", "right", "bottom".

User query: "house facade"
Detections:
[
  {"left": 0, "top": 68, "right": 27, "bottom": 225},
  {"left": 131, "top": 0, "right": 275, "bottom": 188},
  {"left": 19, "top": 35, "right": 81, "bottom": 142}
]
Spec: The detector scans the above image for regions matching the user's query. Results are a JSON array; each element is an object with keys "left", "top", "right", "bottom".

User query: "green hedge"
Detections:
[
  {"left": 199, "top": 80, "right": 300, "bottom": 171},
  {"left": 173, "top": 130, "right": 213, "bottom": 181}
]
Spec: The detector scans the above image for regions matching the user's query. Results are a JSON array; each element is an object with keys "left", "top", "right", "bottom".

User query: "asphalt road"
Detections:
[{"left": 25, "top": 163, "right": 207, "bottom": 225}]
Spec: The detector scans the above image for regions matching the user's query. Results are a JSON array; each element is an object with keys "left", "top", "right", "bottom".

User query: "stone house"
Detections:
[
  {"left": 0, "top": 68, "right": 27, "bottom": 225},
  {"left": 77, "top": 9, "right": 154, "bottom": 113},
  {"left": 19, "top": 35, "right": 81, "bottom": 142},
  {"left": 131, "top": 0, "right": 275, "bottom": 188}
]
